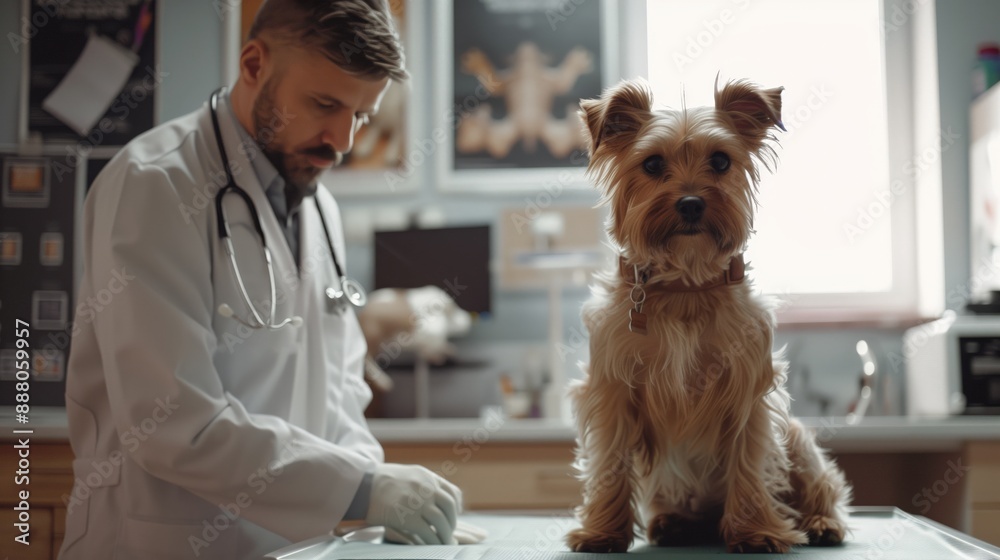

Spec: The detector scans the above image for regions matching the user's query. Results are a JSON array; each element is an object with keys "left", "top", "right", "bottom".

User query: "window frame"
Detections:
[{"left": 625, "top": 0, "right": 927, "bottom": 325}]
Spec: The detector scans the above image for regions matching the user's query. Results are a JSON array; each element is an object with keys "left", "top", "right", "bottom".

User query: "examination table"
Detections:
[{"left": 264, "top": 507, "right": 1000, "bottom": 559}]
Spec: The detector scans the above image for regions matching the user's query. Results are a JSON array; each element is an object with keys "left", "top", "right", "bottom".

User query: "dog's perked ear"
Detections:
[
  {"left": 715, "top": 80, "right": 785, "bottom": 148},
  {"left": 579, "top": 79, "right": 653, "bottom": 154}
]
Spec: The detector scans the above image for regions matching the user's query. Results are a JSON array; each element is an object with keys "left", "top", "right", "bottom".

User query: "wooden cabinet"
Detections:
[
  {"left": 385, "top": 440, "right": 1000, "bottom": 548},
  {"left": 0, "top": 440, "right": 74, "bottom": 560},
  {"left": 0, "top": 507, "right": 52, "bottom": 559},
  {"left": 968, "top": 442, "right": 1000, "bottom": 546},
  {"left": 384, "top": 441, "right": 582, "bottom": 511}
]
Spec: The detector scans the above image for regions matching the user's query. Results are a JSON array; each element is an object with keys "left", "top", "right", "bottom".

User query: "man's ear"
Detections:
[
  {"left": 579, "top": 79, "right": 654, "bottom": 154},
  {"left": 239, "top": 38, "right": 269, "bottom": 89},
  {"left": 715, "top": 80, "right": 784, "bottom": 147}
]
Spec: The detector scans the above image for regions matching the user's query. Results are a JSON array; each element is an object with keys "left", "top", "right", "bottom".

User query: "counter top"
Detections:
[
  {"left": 3, "top": 407, "right": 999, "bottom": 452},
  {"left": 366, "top": 415, "right": 1000, "bottom": 452}
]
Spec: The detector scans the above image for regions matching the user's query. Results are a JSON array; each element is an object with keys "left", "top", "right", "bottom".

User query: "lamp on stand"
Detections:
[{"left": 510, "top": 212, "right": 602, "bottom": 422}]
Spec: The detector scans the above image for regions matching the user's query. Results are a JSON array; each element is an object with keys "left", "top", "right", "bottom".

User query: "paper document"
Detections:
[{"left": 41, "top": 34, "right": 139, "bottom": 136}]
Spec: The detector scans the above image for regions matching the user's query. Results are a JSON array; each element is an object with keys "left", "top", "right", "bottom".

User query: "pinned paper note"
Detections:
[{"left": 41, "top": 34, "right": 139, "bottom": 136}]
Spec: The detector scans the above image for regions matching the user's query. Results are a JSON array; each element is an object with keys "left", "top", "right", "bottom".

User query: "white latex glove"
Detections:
[{"left": 365, "top": 464, "right": 463, "bottom": 545}]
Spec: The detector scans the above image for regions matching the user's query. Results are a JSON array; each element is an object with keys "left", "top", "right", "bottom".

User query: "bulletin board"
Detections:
[
  {"left": 22, "top": 0, "right": 159, "bottom": 146},
  {"left": 0, "top": 153, "right": 82, "bottom": 406}
]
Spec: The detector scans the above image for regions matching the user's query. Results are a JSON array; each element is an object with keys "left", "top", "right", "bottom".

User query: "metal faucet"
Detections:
[{"left": 846, "top": 340, "right": 877, "bottom": 424}]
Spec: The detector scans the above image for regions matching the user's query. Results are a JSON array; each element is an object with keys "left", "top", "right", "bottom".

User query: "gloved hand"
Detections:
[{"left": 365, "top": 463, "right": 463, "bottom": 545}]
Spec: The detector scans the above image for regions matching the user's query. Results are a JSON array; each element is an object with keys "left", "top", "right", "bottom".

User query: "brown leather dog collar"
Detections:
[{"left": 619, "top": 254, "right": 746, "bottom": 292}]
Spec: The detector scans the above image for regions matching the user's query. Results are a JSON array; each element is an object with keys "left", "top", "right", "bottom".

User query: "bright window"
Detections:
[{"left": 646, "top": 0, "right": 912, "bottom": 314}]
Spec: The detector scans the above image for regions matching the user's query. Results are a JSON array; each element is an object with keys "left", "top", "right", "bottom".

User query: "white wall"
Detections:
[{"left": 3, "top": 0, "right": 997, "bottom": 417}]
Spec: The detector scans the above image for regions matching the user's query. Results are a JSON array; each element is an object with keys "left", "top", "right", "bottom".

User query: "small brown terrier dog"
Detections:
[{"left": 566, "top": 79, "right": 851, "bottom": 553}]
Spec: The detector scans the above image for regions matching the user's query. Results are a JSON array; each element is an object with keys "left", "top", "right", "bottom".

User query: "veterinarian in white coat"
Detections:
[{"left": 59, "top": 2, "right": 460, "bottom": 558}]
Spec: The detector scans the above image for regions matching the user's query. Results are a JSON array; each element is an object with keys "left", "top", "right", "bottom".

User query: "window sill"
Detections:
[{"left": 774, "top": 309, "right": 936, "bottom": 330}]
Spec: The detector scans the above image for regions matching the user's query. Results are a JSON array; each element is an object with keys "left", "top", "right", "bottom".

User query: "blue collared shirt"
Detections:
[
  {"left": 217, "top": 90, "right": 374, "bottom": 520},
  {"left": 221, "top": 91, "right": 301, "bottom": 268}
]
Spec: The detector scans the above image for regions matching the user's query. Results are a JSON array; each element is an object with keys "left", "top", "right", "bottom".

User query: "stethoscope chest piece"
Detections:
[{"left": 326, "top": 277, "right": 367, "bottom": 314}]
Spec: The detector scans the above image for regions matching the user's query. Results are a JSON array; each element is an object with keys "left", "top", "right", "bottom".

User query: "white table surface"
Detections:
[{"left": 263, "top": 508, "right": 1000, "bottom": 559}]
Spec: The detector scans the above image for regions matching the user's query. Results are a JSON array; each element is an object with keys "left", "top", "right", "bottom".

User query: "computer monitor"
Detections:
[{"left": 373, "top": 225, "right": 491, "bottom": 315}]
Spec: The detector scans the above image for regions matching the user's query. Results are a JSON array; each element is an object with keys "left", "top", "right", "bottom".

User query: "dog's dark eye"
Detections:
[
  {"left": 709, "top": 152, "right": 730, "bottom": 173},
  {"left": 642, "top": 155, "right": 665, "bottom": 176}
]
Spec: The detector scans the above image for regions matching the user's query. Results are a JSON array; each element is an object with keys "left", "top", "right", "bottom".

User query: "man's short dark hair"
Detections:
[{"left": 248, "top": 0, "right": 408, "bottom": 82}]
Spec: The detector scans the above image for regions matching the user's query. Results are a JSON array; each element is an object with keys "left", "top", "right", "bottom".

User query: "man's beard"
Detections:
[{"left": 252, "top": 80, "right": 342, "bottom": 206}]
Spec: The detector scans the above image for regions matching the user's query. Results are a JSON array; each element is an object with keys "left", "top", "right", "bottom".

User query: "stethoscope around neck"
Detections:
[{"left": 209, "top": 87, "right": 366, "bottom": 330}]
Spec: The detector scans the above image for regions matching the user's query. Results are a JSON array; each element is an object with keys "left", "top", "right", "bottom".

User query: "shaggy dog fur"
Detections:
[{"left": 565, "top": 79, "right": 851, "bottom": 554}]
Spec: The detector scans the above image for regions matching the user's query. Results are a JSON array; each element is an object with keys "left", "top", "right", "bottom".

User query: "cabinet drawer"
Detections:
[
  {"left": 444, "top": 461, "right": 581, "bottom": 510},
  {"left": 971, "top": 508, "right": 1000, "bottom": 546},
  {"left": 54, "top": 506, "right": 67, "bottom": 550},
  {"left": 384, "top": 442, "right": 580, "bottom": 510},
  {"left": 967, "top": 442, "right": 1000, "bottom": 504}
]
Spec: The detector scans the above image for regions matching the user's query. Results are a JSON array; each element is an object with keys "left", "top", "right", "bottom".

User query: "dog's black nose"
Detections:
[{"left": 676, "top": 196, "right": 705, "bottom": 223}]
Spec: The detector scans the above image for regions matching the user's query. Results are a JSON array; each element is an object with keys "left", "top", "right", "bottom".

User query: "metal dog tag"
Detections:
[{"left": 629, "top": 308, "right": 648, "bottom": 335}]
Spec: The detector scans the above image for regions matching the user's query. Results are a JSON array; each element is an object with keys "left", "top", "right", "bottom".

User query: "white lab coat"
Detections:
[{"left": 59, "top": 96, "right": 383, "bottom": 560}]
